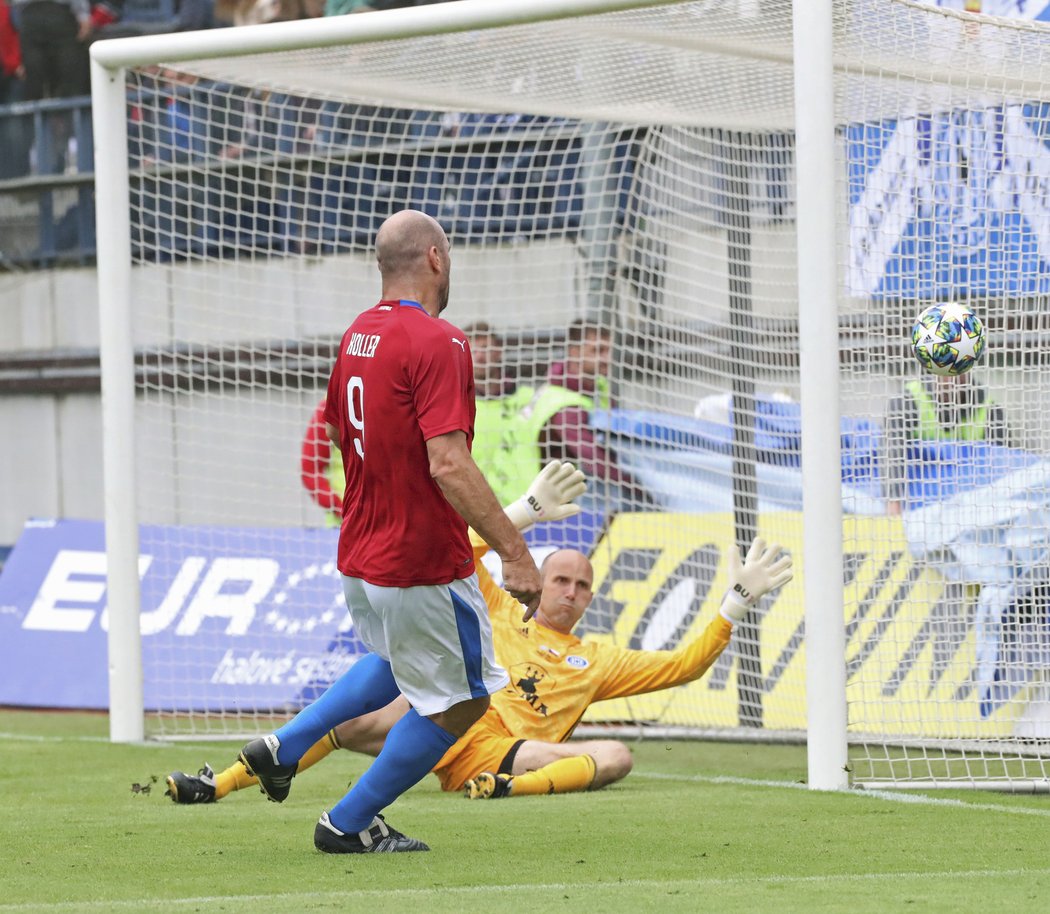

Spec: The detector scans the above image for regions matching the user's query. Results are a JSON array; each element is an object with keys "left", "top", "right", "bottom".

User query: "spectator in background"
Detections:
[
  {"left": 0, "top": 0, "right": 30, "bottom": 179},
  {"left": 274, "top": 0, "right": 321, "bottom": 18},
  {"left": 881, "top": 372, "right": 1012, "bottom": 515},
  {"left": 171, "top": 0, "right": 214, "bottom": 29},
  {"left": 133, "top": 68, "right": 249, "bottom": 165},
  {"left": 10, "top": 0, "right": 121, "bottom": 172},
  {"left": 214, "top": 0, "right": 319, "bottom": 25},
  {"left": 464, "top": 321, "right": 535, "bottom": 506},
  {"left": 12, "top": 0, "right": 123, "bottom": 98},
  {"left": 301, "top": 397, "right": 344, "bottom": 525},
  {"left": 472, "top": 318, "right": 652, "bottom": 513},
  {"left": 323, "top": 0, "right": 444, "bottom": 15},
  {"left": 0, "top": 0, "right": 22, "bottom": 99},
  {"left": 97, "top": 0, "right": 213, "bottom": 38},
  {"left": 323, "top": 0, "right": 369, "bottom": 13},
  {"left": 539, "top": 318, "right": 653, "bottom": 509},
  {"left": 467, "top": 321, "right": 516, "bottom": 402},
  {"left": 127, "top": 68, "right": 252, "bottom": 257}
]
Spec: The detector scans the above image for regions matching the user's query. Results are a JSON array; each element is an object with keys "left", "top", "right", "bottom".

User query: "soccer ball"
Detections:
[{"left": 911, "top": 302, "right": 986, "bottom": 376}]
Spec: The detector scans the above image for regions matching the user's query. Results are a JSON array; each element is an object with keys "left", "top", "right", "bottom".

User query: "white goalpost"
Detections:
[{"left": 92, "top": 0, "right": 1050, "bottom": 792}]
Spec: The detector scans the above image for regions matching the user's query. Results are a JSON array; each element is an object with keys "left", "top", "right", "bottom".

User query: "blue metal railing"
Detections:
[
  {"left": 0, "top": 94, "right": 95, "bottom": 266},
  {"left": 0, "top": 88, "right": 793, "bottom": 269},
  {"left": 0, "top": 91, "right": 605, "bottom": 267}
]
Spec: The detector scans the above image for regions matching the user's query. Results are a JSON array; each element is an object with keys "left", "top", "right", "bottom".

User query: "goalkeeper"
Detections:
[{"left": 167, "top": 463, "right": 792, "bottom": 802}]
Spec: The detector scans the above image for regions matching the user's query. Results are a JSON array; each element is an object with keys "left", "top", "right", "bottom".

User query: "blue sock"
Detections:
[
  {"left": 327, "top": 708, "right": 456, "bottom": 834},
  {"left": 273, "top": 653, "right": 399, "bottom": 764}
]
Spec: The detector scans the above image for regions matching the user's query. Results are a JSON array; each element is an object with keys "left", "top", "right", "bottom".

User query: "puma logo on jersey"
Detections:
[{"left": 451, "top": 337, "right": 466, "bottom": 351}]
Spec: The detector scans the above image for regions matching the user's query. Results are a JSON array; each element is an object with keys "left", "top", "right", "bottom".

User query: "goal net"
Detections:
[{"left": 94, "top": 0, "right": 1050, "bottom": 789}]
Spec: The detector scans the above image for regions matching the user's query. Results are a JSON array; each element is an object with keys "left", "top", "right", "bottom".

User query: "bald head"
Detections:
[
  {"left": 376, "top": 210, "right": 448, "bottom": 277},
  {"left": 535, "top": 549, "right": 594, "bottom": 634},
  {"left": 373, "top": 210, "right": 451, "bottom": 316},
  {"left": 540, "top": 548, "right": 592, "bottom": 578}
]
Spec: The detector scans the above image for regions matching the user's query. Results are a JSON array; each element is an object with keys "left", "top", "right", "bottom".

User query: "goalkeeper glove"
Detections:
[
  {"left": 719, "top": 537, "right": 794, "bottom": 625},
  {"left": 504, "top": 461, "right": 587, "bottom": 531}
]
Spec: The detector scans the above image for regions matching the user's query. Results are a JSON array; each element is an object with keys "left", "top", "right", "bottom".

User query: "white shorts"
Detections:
[{"left": 341, "top": 573, "right": 509, "bottom": 716}]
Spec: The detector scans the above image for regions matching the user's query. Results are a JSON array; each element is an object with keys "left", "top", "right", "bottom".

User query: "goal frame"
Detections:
[{"left": 89, "top": 0, "right": 846, "bottom": 791}]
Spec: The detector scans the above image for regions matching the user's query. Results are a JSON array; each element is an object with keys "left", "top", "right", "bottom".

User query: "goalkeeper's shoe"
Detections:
[
  {"left": 165, "top": 764, "right": 217, "bottom": 804},
  {"left": 463, "top": 771, "right": 513, "bottom": 799},
  {"left": 314, "top": 811, "right": 430, "bottom": 854},
  {"left": 238, "top": 735, "right": 297, "bottom": 803}
]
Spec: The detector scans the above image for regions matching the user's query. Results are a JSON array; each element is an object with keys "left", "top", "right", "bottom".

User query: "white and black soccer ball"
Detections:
[{"left": 911, "top": 302, "right": 986, "bottom": 376}]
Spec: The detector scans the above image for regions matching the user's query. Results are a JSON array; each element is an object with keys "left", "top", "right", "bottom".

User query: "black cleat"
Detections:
[
  {"left": 313, "top": 811, "right": 430, "bottom": 854},
  {"left": 165, "top": 764, "right": 217, "bottom": 804},
  {"left": 463, "top": 771, "right": 513, "bottom": 799},
  {"left": 238, "top": 735, "right": 297, "bottom": 803}
]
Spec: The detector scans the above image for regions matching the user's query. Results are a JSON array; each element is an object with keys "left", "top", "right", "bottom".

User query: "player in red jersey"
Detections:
[{"left": 239, "top": 210, "right": 541, "bottom": 855}]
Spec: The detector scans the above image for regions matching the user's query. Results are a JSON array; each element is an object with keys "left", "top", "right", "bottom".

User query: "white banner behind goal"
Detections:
[{"left": 92, "top": 0, "right": 1050, "bottom": 791}]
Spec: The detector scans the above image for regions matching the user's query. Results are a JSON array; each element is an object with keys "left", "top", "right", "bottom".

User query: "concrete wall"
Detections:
[
  {"left": 0, "top": 240, "right": 583, "bottom": 542},
  {"left": 0, "top": 223, "right": 847, "bottom": 545}
]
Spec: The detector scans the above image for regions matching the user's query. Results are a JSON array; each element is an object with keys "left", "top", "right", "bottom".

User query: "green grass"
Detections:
[{"left": 2, "top": 709, "right": 1049, "bottom": 913}]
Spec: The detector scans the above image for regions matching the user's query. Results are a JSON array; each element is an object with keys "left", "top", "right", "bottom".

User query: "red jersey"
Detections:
[
  {"left": 323, "top": 299, "right": 476, "bottom": 586},
  {"left": 300, "top": 399, "right": 342, "bottom": 519},
  {"left": 0, "top": 0, "right": 21, "bottom": 78}
]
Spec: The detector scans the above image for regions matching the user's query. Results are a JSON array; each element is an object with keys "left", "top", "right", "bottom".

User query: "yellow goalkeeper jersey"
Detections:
[{"left": 471, "top": 539, "right": 733, "bottom": 744}]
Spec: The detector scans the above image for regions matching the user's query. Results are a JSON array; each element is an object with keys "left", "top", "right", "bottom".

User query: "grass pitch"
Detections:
[{"left": 2, "top": 710, "right": 1049, "bottom": 913}]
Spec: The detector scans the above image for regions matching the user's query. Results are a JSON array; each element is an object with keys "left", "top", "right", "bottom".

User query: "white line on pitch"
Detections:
[
  {"left": 0, "top": 732, "right": 228, "bottom": 750},
  {"left": 634, "top": 771, "right": 1050, "bottom": 817},
  {"left": 3, "top": 868, "right": 1050, "bottom": 911},
  {"left": 0, "top": 731, "right": 109, "bottom": 743}
]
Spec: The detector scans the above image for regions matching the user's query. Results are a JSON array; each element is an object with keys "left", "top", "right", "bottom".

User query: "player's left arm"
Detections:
[
  {"left": 592, "top": 538, "right": 793, "bottom": 700},
  {"left": 413, "top": 327, "right": 541, "bottom": 612}
]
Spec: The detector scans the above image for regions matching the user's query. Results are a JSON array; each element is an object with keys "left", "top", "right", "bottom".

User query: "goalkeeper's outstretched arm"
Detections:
[{"left": 592, "top": 537, "right": 794, "bottom": 700}]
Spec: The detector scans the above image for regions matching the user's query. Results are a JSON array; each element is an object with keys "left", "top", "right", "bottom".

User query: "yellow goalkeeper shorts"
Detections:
[{"left": 433, "top": 707, "right": 521, "bottom": 792}]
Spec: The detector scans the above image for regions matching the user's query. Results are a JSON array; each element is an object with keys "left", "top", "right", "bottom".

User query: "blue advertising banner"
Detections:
[
  {"left": 917, "top": 2, "right": 1050, "bottom": 19},
  {"left": 0, "top": 515, "right": 603, "bottom": 712},
  {"left": 0, "top": 520, "right": 349, "bottom": 711},
  {"left": 847, "top": 104, "right": 1050, "bottom": 298}
]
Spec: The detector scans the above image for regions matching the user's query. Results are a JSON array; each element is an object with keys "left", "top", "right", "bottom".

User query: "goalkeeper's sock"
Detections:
[
  {"left": 215, "top": 760, "right": 258, "bottom": 800},
  {"left": 327, "top": 708, "right": 455, "bottom": 834},
  {"left": 298, "top": 729, "right": 339, "bottom": 773},
  {"left": 507, "top": 755, "right": 597, "bottom": 796},
  {"left": 272, "top": 653, "right": 400, "bottom": 764}
]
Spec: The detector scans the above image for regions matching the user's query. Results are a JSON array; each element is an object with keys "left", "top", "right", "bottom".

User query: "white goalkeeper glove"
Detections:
[
  {"left": 719, "top": 537, "right": 794, "bottom": 625},
  {"left": 504, "top": 461, "right": 587, "bottom": 531}
]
